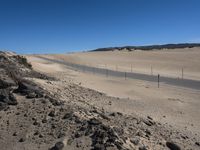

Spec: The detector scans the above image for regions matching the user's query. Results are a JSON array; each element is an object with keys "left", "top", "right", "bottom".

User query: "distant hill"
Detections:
[{"left": 90, "top": 43, "right": 200, "bottom": 52}]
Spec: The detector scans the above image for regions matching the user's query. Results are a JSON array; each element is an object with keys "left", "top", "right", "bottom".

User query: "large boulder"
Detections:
[
  {"left": 0, "top": 89, "right": 17, "bottom": 110},
  {"left": 0, "top": 68, "right": 17, "bottom": 89},
  {"left": 14, "top": 80, "right": 44, "bottom": 98},
  {"left": 0, "top": 77, "right": 16, "bottom": 89}
]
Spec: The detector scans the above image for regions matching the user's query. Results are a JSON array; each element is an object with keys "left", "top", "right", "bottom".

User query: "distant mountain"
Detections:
[{"left": 90, "top": 43, "right": 200, "bottom": 52}]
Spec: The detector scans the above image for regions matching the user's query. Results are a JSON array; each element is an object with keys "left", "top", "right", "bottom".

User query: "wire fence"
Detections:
[{"left": 36, "top": 56, "right": 200, "bottom": 90}]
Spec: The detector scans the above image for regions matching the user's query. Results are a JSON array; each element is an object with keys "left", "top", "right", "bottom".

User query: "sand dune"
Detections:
[{"left": 51, "top": 47, "right": 200, "bottom": 80}]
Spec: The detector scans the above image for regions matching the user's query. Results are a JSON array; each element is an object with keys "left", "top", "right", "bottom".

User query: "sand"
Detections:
[
  {"left": 50, "top": 47, "right": 200, "bottom": 80},
  {"left": 3, "top": 51, "right": 183, "bottom": 150},
  {"left": 26, "top": 48, "right": 200, "bottom": 139},
  {"left": 1, "top": 50, "right": 200, "bottom": 149}
]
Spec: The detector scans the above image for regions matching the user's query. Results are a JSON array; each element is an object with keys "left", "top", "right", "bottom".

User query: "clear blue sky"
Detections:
[{"left": 0, "top": 0, "right": 200, "bottom": 54}]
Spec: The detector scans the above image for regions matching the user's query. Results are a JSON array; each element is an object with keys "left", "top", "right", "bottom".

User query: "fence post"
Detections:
[
  {"left": 131, "top": 64, "right": 133, "bottom": 73},
  {"left": 158, "top": 74, "right": 160, "bottom": 88},
  {"left": 182, "top": 68, "right": 184, "bottom": 79}
]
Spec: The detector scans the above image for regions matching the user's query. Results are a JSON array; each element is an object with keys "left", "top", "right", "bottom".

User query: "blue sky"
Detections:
[{"left": 0, "top": 0, "right": 200, "bottom": 54}]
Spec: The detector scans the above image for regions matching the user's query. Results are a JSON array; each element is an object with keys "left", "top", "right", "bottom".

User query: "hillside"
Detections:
[
  {"left": 91, "top": 43, "right": 200, "bottom": 52},
  {"left": 0, "top": 51, "right": 200, "bottom": 149}
]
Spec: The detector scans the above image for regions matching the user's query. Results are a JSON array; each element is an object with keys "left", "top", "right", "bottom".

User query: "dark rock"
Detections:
[
  {"left": 51, "top": 124, "right": 56, "bottom": 129},
  {"left": 113, "top": 127, "right": 124, "bottom": 135},
  {"left": 48, "top": 111, "right": 56, "bottom": 117},
  {"left": 32, "top": 117, "right": 36, "bottom": 121},
  {"left": 114, "top": 141, "right": 124, "bottom": 149},
  {"left": 48, "top": 97, "right": 63, "bottom": 106},
  {"left": 147, "top": 116, "right": 153, "bottom": 120},
  {"left": 0, "top": 102, "right": 7, "bottom": 111},
  {"left": 67, "top": 138, "right": 73, "bottom": 145},
  {"left": 0, "top": 55, "right": 7, "bottom": 62},
  {"left": 109, "top": 112, "right": 123, "bottom": 117},
  {"left": 42, "top": 118, "right": 47, "bottom": 123},
  {"left": 88, "top": 122, "right": 121, "bottom": 150},
  {"left": 84, "top": 128, "right": 93, "bottom": 136},
  {"left": 40, "top": 98, "right": 47, "bottom": 104},
  {"left": 14, "top": 80, "right": 43, "bottom": 97},
  {"left": 74, "top": 117, "right": 82, "bottom": 124},
  {"left": 74, "top": 132, "right": 82, "bottom": 138},
  {"left": 93, "top": 143, "right": 105, "bottom": 150},
  {"left": 195, "top": 142, "right": 200, "bottom": 146},
  {"left": 51, "top": 141, "right": 64, "bottom": 150},
  {"left": 19, "top": 137, "right": 25, "bottom": 142},
  {"left": 130, "top": 137, "right": 140, "bottom": 145},
  {"left": 33, "top": 120, "right": 40, "bottom": 126},
  {"left": 91, "top": 109, "right": 99, "bottom": 114},
  {"left": 181, "top": 135, "right": 188, "bottom": 139},
  {"left": 62, "top": 113, "right": 73, "bottom": 119},
  {"left": 139, "top": 145, "right": 147, "bottom": 150},
  {"left": 13, "top": 132, "right": 17, "bottom": 136},
  {"left": 166, "top": 141, "right": 181, "bottom": 150},
  {"left": 8, "top": 92, "right": 17, "bottom": 105},
  {"left": 79, "top": 126, "right": 86, "bottom": 132},
  {"left": 0, "top": 89, "right": 17, "bottom": 110},
  {"left": 136, "top": 131, "right": 144, "bottom": 137},
  {"left": 39, "top": 134, "right": 43, "bottom": 138},
  {"left": 116, "top": 112, "right": 123, "bottom": 116},
  {"left": 15, "top": 112, "right": 20, "bottom": 115},
  {"left": 145, "top": 129, "right": 151, "bottom": 135},
  {"left": 88, "top": 118, "right": 101, "bottom": 125},
  {"left": 14, "top": 80, "right": 34, "bottom": 95},
  {"left": 57, "top": 132, "right": 66, "bottom": 138},
  {"left": 34, "top": 131, "right": 39, "bottom": 136},
  {"left": 26, "top": 92, "right": 37, "bottom": 99},
  {"left": 99, "top": 113, "right": 110, "bottom": 120},
  {"left": 0, "top": 77, "right": 16, "bottom": 89},
  {"left": 143, "top": 119, "right": 155, "bottom": 126}
]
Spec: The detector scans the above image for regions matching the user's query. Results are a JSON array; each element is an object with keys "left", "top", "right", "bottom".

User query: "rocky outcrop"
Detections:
[{"left": 0, "top": 51, "right": 53, "bottom": 110}]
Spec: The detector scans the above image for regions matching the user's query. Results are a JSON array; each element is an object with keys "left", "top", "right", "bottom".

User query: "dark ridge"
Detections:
[{"left": 90, "top": 43, "right": 200, "bottom": 52}]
